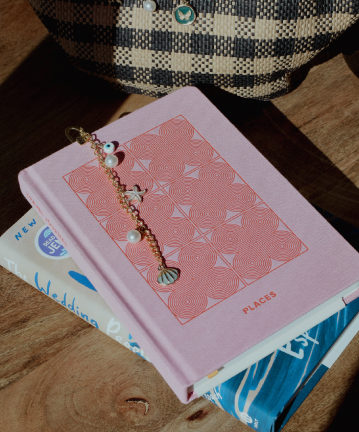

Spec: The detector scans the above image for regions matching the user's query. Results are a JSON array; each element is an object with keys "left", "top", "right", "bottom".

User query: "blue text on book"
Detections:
[
  {"left": 15, "top": 218, "right": 37, "bottom": 241},
  {"left": 34, "top": 272, "right": 98, "bottom": 328}
]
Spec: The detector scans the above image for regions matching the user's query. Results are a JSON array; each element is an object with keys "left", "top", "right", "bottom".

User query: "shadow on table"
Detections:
[
  {"left": 0, "top": 36, "right": 128, "bottom": 234},
  {"left": 327, "top": 372, "right": 359, "bottom": 432}
]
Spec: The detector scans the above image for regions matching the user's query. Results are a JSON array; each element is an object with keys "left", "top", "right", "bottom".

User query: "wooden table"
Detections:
[{"left": 1, "top": 1, "right": 359, "bottom": 430}]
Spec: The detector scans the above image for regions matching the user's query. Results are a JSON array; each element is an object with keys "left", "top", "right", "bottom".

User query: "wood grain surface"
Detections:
[{"left": 1, "top": 1, "right": 359, "bottom": 431}]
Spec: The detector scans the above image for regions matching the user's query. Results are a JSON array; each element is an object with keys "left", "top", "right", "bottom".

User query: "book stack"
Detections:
[
  {"left": 2, "top": 87, "right": 359, "bottom": 431},
  {"left": 2, "top": 206, "right": 359, "bottom": 431}
]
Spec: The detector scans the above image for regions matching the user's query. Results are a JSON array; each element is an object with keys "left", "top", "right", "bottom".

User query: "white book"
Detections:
[{"left": 0, "top": 208, "right": 150, "bottom": 362}]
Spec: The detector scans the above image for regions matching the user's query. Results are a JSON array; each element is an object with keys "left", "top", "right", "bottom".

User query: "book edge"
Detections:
[{"left": 193, "top": 280, "right": 359, "bottom": 396}]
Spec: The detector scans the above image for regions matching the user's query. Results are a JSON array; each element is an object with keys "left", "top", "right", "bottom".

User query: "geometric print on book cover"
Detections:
[{"left": 64, "top": 116, "right": 308, "bottom": 324}]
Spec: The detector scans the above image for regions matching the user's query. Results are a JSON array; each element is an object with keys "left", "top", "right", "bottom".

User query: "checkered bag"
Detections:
[{"left": 28, "top": 0, "right": 359, "bottom": 99}]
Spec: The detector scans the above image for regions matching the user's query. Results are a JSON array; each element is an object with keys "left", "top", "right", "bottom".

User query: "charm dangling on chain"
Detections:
[
  {"left": 65, "top": 127, "right": 179, "bottom": 286},
  {"left": 173, "top": 0, "right": 196, "bottom": 25}
]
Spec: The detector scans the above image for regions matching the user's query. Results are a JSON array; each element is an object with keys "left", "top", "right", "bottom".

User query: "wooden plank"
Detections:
[
  {"left": 0, "top": 268, "right": 91, "bottom": 390},
  {"left": 0, "top": 273, "right": 246, "bottom": 431}
]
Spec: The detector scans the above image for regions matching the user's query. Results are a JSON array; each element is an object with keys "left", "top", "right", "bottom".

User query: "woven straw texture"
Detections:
[{"left": 28, "top": 0, "right": 359, "bottom": 99}]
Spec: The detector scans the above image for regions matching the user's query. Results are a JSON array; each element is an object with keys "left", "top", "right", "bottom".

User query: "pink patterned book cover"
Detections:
[
  {"left": 63, "top": 116, "right": 308, "bottom": 325},
  {"left": 18, "top": 87, "right": 359, "bottom": 403}
]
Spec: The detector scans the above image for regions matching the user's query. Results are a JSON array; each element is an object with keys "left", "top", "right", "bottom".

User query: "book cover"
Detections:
[
  {"left": 18, "top": 87, "right": 359, "bottom": 403},
  {"left": 0, "top": 208, "right": 149, "bottom": 362}
]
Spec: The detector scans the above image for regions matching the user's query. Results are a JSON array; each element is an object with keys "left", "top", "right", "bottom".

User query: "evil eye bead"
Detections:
[
  {"left": 105, "top": 154, "right": 118, "bottom": 168},
  {"left": 127, "top": 229, "right": 141, "bottom": 244},
  {"left": 103, "top": 142, "right": 115, "bottom": 153},
  {"left": 143, "top": 0, "right": 156, "bottom": 12}
]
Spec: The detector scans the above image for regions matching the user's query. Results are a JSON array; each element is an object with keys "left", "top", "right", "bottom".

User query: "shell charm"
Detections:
[{"left": 157, "top": 268, "right": 179, "bottom": 286}]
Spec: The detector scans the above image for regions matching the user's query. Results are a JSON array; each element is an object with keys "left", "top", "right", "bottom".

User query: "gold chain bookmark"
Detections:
[{"left": 65, "top": 126, "right": 179, "bottom": 286}]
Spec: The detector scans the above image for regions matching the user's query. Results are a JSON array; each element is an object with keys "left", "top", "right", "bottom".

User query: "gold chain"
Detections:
[{"left": 65, "top": 127, "right": 179, "bottom": 286}]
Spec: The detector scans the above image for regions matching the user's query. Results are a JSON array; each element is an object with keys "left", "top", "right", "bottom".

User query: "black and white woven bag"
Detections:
[{"left": 29, "top": 0, "right": 359, "bottom": 99}]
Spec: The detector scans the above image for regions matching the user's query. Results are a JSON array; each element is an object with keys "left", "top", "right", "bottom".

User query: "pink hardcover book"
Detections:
[{"left": 18, "top": 87, "right": 359, "bottom": 403}]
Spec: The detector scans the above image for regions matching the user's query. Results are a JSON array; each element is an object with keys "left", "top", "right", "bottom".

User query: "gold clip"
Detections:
[
  {"left": 207, "top": 370, "right": 219, "bottom": 379},
  {"left": 65, "top": 126, "right": 88, "bottom": 145}
]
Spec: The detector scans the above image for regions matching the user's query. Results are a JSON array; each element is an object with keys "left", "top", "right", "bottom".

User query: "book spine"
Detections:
[{"left": 0, "top": 210, "right": 150, "bottom": 363}]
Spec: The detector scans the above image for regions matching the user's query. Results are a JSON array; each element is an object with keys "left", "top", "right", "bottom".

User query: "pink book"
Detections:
[{"left": 18, "top": 87, "right": 359, "bottom": 403}]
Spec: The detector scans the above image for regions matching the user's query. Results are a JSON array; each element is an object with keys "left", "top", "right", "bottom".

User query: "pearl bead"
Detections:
[
  {"left": 105, "top": 154, "right": 118, "bottom": 168},
  {"left": 143, "top": 0, "right": 156, "bottom": 12},
  {"left": 103, "top": 142, "right": 115, "bottom": 153},
  {"left": 127, "top": 229, "right": 141, "bottom": 244}
]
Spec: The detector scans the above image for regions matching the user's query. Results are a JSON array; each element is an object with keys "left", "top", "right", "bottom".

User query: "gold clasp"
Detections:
[
  {"left": 207, "top": 370, "right": 219, "bottom": 379},
  {"left": 65, "top": 126, "right": 88, "bottom": 145}
]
